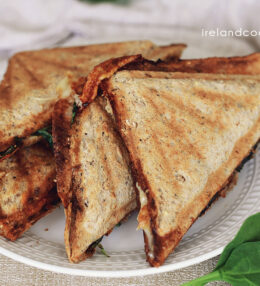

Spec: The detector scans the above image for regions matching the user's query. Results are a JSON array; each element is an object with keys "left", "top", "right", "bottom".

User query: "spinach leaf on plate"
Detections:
[
  {"left": 182, "top": 213, "right": 260, "bottom": 286},
  {"left": 89, "top": 236, "right": 110, "bottom": 257}
]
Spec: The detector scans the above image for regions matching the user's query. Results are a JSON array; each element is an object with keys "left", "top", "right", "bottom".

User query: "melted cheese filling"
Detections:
[{"left": 136, "top": 183, "right": 154, "bottom": 259}]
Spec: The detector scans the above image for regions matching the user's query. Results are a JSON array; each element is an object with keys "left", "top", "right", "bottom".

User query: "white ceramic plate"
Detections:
[
  {"left": 0, "top": 32, "right": 259, "bottom": 277},
  {"left": 0, "top": 150, "right": 259, "bottom": 277}
]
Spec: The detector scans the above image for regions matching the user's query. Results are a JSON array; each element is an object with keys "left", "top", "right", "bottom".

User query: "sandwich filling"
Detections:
[
  {"left": 136, "top": 182, "right": 154, "bottom": 259},
  {"left": 0, "top": 129, "right": 52, "bottom": 161}
]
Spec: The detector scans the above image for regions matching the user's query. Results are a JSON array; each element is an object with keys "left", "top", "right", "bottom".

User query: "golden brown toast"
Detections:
[
  {"left": 0, "top": 42, "right": 185, "bottom": 244},
  {"left": 53, "top": 51, "right": 260, "bottom": 264},
  {"left": 0, "top": 142, "right": 58, "bottom": 240},
  {"left": 0, "top": 41, "right": 186, "bottom": 153},
  {"left": 102, "top": 70, "right": 260, "bottom": 266},
  {"left": 123, "top": 53, "right": 260, "bottom": 74},
  {"left": 0, "top": 42, "right": 185, "bottom": 241},
  {"left": 54, "top": 55, "right": 142, "bottom": 209},
  {"left": 53, "top": 80, "right": 136, "bottom": 263}
]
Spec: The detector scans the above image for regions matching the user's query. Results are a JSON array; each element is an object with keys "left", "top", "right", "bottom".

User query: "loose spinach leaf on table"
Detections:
[{"left": 182, "top": 212, "right": 260, "bottom": 286}]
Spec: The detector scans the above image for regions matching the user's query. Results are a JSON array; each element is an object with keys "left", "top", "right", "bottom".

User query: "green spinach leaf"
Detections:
[
  {"left": 33, "top": 126, "right": 53, "bottom": 149},
  {"left": 98, "top": 243, "right": 110, "bottom": 257},
  {"left": 0, "top": 137, "right": 23, "bottom": 159},
  {"left": 89, "top": 236, "right": 103, "bottom": 250},
  {"left": 0, "top": 144, "right": 17, "bottom": 159},
  {"left": 215, "top": 212, "right": 260, "bottom": 271},
  {"left": 182, "top": 213, "right": 260, "bottom": 286},
  {"left": 71, "top": 102, "right": 79, "bottom": 125},
  {"left": 88, "top": 236, "right": 110, "bottom": 257}
]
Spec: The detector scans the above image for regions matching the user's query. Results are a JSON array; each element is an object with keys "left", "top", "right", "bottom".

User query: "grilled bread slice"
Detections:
[
  {"left": 0, "top": 42, "right": 185, "bottom": 240},
  {"left": 53, "top": 77, "right": 136, "bottom": 263},
  {"left": 53, "top": 55, "right": 150, "bottom": 263},
  {"left": 0, "top": 41, "right": 186, "bottom": 153},
  {"left": 54, "top": 52, "right": 260, "bottom": 264},
  {"left": 102, "top": 70, "right": 260, "bottom": 266},
  {"left": 0, "top": 142, "right": 58, "bottom": 240},
  {"left": 124, "top": 53, "right": 260, "bottom": 74}
]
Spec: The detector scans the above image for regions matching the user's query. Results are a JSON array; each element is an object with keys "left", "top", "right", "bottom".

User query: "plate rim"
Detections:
[
  {"left": 0, "top": 244, "right": 224, "bottom": 277},
  {"left": 0, "top": 151, "right": 259, "bottom": 277}
]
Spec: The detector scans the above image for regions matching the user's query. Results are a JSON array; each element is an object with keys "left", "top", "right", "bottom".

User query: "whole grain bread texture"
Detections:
[
  {"left": 103, "top": 70, "right": 260, "bottom": 266},
  {"left": 0, "top": 42, "right": 185, "bottom": 242},
  {"left": 54, "top": 55, "right": 142, "bottom": 209},
  {"left": 54, "top": 52, "right": 260, "bottom": 264},
  {"left": 53, "top": 69, "right": 136, "bottom": 263},
  {"left": 0, "top": 142, "right": 58, "bottom": 240},
  {"left": 0, "top": 41, "right": 186, "bottom": 152}
]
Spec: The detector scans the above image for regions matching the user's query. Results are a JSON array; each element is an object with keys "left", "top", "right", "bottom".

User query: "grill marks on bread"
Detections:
[
  {"left": 103, "top": 70, "right": 260, "bottom": 266},
  {"left": 53, "top": 93, "right": 137, "bottom": 262},
  {"left": 0, "top": 41, "right": 185, "bottom": 152},
  {"left": 0, "top": 143, "right": 58, "bottom": 240}
]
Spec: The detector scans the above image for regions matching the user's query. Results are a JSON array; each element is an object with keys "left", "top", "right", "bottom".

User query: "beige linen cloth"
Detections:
[
  {"left": 0, "top": 254, "right": 230, "bottom": 285},
  {"left": 0, "top": 0, "right": 258, "bottom": 285}
]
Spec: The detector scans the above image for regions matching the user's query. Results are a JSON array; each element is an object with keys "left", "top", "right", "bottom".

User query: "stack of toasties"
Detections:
[{"left": 0, "top": 40, "right": 259, "bottom": 267}]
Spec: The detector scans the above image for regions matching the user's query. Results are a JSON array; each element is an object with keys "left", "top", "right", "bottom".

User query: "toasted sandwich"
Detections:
[
  {"left": 52, "top": 56, "right": 142, "bottom": 262},
  {"left": 56, "top": 52, "right": 260, "bottom": 264},
  {"left": 0, "top": 41, "right": 186, "bottom": 157},
  {"left": 101, "top": 70, "right": 260, "bottom": 266},
  {"left": 0, "top": 142, "right": 58, "bottom": 240},
  {"left": 53, "top": 94, "right": 136, "bottom": 263},
  {"left": 0, "top": 42, "right": 185, "bottom": 241}
]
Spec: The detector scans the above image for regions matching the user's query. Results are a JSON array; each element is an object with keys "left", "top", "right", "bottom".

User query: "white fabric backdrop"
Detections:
[{"left": 0, "top": 0, "right": 259, "bottom": 56}]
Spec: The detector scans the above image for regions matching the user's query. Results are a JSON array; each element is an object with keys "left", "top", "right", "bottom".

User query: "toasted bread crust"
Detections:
[
  {"left": 0, "top": 187, "right": 59, "bottom": 240},
  {"left": 0, "top": 143, "right": 59, "bottom": 240},
  {"left": 123, "top": 53, "right": 260, "bottom": 75},
  {"left": 103, "top": 70, "right": 260, "bottom": 266},
  {"left": 53, "top": 59, "right": 143, "bottom": 262},
  {"left": 53, "top": 96, "right": 76, "bottom": 260},
  {"left": 53, "top": 96, "right": 137, "bottom": 263},
  {"left": 148, "top": 135, "right": 260, "bottom": 267},
  {"left": 0, "top": 41, "right": 185, "bottom": 152},
  {"left": 52, "top": 97, "right": 74, "bottom": 207},
  {"left": 52, "top": 55, "right": 144, "bottom": 263},
  {"left": 143, "top": 43, "right": 186, "bottom": 61},
  {"left": 81, "top": 55, "right": 142, "bottom": 104}
]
